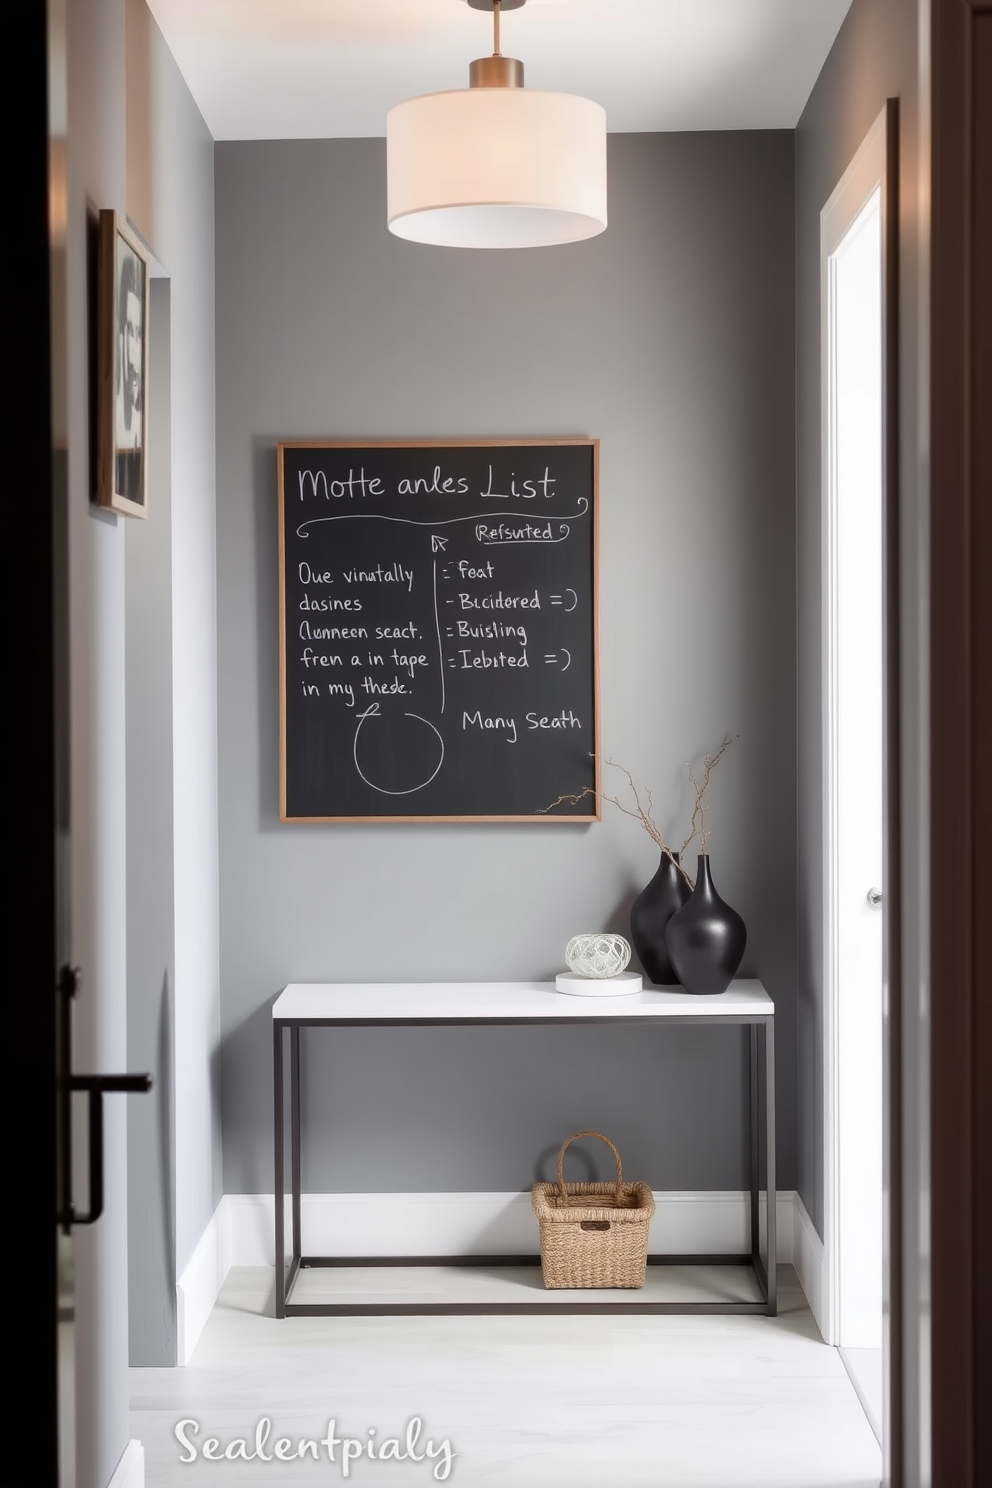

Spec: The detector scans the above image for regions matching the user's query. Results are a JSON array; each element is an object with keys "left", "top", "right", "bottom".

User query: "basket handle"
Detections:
[{"left": 556, "top": 1130, "right": 623, "bottom": 1202}]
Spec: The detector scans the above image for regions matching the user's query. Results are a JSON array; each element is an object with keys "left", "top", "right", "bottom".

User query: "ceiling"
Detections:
[{"left": 145, "top": 0, "right": 853, "bottom": 141}]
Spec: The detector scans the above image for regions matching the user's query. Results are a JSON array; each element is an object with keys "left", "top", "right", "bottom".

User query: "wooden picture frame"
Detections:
[
  {"left": 95, "top": 210, "right": 149, "bottom": 517},
  {"left": 277, "top": 438, "right": 601, "bottom": 823}
]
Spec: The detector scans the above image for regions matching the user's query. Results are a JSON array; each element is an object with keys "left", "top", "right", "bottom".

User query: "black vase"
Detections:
[
  {"left": 629, "top": 851, "right": 691, "bottom": 985},
  {"left": 664, "top": 854, "right": 746, "bottom": 995}
]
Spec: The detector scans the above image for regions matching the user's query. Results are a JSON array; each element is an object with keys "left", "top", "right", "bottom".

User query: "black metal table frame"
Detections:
[{"left": 274, "top": 1009, "right": 776, "bottom": 1317}]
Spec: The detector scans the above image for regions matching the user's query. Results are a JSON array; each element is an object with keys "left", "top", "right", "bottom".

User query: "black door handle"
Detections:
[
  {"left": 57, "top": 965, "right": 152, "bottom": 1229},
  {"left": 64, "top": 1073, "right": 152, "bottom": 1228}
]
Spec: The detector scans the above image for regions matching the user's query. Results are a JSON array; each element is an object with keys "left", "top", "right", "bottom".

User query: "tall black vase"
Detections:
[
  {"left": 664, "top": 853, "right": 746, "bottom": 995},
  {"left": 629, "top": 851, "right": 691, "bottom": 985}
]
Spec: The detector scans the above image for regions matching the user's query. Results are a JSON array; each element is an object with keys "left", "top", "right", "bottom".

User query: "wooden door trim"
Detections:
[{"left": 929, "top": 2, "right": 992, "bottom": 1483}]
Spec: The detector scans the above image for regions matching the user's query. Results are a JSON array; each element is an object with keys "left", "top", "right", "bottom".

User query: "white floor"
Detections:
[{"left": 130, "top": 1265, "right": 882, "bottom": 1486}]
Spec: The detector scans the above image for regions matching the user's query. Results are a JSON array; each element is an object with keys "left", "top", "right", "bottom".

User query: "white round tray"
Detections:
[{"left": 555, "top": 971, "right": 643, "bottom": 997}]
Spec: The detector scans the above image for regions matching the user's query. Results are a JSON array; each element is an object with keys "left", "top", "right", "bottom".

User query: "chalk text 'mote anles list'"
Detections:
[{"left": 298, "top": 465, "right": 557, "bottom": 502}]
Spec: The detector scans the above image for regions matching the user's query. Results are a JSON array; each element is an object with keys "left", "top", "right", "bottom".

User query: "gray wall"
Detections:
[
  {"left": 126, "top": 281, "right": 177, "bottom": 1363},
  {"left": 215, "top": 132, "right": 798, "bottom": 1195},
  {"left": 123, "top": 0, "right": 220, "bottom": 1364},
  {"left": 795, "top": 1, "right": 929, "bottom": 1480},
  {"left": 125, "top": 0, "right": 222, "bottom": 1291}
]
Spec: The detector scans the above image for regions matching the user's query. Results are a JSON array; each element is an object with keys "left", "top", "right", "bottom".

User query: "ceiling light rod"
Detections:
[{"left": 469, "top": 0, "right": 524, "bottom": 90}]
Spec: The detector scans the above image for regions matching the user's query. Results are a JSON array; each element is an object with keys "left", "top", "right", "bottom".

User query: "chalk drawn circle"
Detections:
[{"left": 353, "top": 709, "right": 445, "bottom": 796}]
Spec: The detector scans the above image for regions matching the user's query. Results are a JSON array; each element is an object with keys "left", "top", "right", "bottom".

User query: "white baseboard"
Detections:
[
  {"left": 176, "top": 1189, "right": 798, "bottom": 1357},
  {"left": 792, "top": 1191, "right": 827, "bottom": 1338},
  {"left": 108, "top": 1440, "right": 144, "bottom": 1488},
  {"left": 176, "top": 1202, "right": 229, "bottom": 1365},
  {"left": 222, "top": 1189, "right": 797, "bottom": 1267}
]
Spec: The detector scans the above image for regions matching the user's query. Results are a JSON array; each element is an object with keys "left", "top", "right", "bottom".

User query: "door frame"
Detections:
[{"left": 929, "top": 2, "right": 992, "bottom": 1482}]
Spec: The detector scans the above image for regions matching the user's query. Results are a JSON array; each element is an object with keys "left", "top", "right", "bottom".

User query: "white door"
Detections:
[{"left": 821, "top": 106, "right": 892, "bottom": 1442}]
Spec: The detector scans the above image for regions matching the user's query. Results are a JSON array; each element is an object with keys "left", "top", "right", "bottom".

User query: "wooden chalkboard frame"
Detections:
[{"left": 277, "top": 437, "right": 601, "bottom": 823}]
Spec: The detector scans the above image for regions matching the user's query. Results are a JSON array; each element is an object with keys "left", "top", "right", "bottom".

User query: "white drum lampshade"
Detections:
[
  {"left": 386, "top": 0, "right": 607, "bottom": 250},
  {"left": 387, "top": 88, "right": 607, "bottom": 249}
]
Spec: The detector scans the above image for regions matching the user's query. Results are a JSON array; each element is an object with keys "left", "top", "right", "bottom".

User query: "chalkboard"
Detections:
[{"left": 277, "top": 440, "right": 600, "bottom": 823}]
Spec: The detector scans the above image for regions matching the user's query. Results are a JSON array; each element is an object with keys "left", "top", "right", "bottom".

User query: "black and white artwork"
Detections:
[
  {"left": 114, "top": 234, "right": 145, "bottom": 502},
  {"left": 97, "top": 210, "right": 149, "bottom": 516}
]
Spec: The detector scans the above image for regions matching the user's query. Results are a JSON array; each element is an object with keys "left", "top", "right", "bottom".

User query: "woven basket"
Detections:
[{"left": 531, "top": 1131, "right": 655, "bottom": 1289}]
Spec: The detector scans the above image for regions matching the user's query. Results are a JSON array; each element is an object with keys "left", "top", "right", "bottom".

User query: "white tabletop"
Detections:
[{"left": 273, "top": 979, "right": 772, "bottom": 1022}]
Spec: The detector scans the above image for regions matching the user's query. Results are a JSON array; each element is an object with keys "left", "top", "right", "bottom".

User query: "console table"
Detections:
[{"left": 273, "top": 979, "right": 776, "bottom": 1317}]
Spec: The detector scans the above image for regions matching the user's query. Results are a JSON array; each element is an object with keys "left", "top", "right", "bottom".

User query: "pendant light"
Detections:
[{"left": 387, "top": 0, "right": 607, "bottom": 249}]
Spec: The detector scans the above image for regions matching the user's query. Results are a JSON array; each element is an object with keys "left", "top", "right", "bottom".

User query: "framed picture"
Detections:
[
  {"left": 276, "top": 439, "right": 600, "bottom": 823},
  {"left": 96, "top": 210, "right": 149, "bottom": 517}
]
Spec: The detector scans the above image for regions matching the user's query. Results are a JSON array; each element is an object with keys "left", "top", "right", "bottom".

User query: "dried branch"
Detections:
[
  {"left": 684, "top": 734, "right": 735, "bottom": 854},
  {"left": 540, "top": 738, "right": 736, "bottom": 883},
  {"left": 539, "top": 756, "right": 695, "bottom": 887}
]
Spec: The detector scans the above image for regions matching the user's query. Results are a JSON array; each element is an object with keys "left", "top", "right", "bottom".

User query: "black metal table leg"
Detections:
[
  {"left": 274, "top": 1020, "right": 285, "bottom": 1318},
  {"left": 749, "top": 1024, "right": 760, "bottom": 1264},
  {"left": 291, "top": 1025, "right": 302, "bottom": 1262},
  {"left": 764, "top": 1016, "right": 777, "bottom": 1315}
]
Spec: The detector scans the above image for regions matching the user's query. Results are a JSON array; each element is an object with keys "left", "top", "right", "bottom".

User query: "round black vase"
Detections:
[
  {"left": 664, "top": 853, "right": 746, "bottom": 995},
  {"left": 629, "top": 851, "right": 691, "bottom": 985}
]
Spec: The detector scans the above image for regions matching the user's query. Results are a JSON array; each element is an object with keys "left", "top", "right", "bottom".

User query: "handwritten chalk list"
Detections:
[{"left": 277, "top": 440, "right": 600, "bottom": 822}]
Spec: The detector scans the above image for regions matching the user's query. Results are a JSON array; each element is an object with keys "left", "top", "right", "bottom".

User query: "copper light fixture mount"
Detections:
[{"left": 467, "top": 0, "right": 526, "bottom": 91}]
